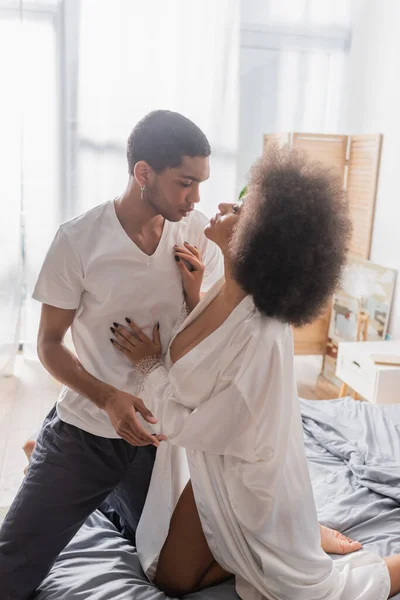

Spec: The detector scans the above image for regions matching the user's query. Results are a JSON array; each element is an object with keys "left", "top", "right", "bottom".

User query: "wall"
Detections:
[
  {"left": 237, "top": 48, "right": 280, "bottom": 191},
  {"left": 238, "top": 0, "right": 351, "bottom": 194},
  {"left": 346, "top": 0, "right": 400, "bottom": 337}
]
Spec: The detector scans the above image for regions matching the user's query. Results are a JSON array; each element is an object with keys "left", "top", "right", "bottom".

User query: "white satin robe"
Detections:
[{"left": 136, "top": 278, "right": 390, "bottom": 600}]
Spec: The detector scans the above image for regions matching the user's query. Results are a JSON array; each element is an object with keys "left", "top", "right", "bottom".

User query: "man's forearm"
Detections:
[{"left": 38, "top": 340, "right": 116, "bottom": 410}]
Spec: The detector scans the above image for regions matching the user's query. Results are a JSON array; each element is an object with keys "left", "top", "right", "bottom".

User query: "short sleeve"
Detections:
[{"left": 32, "top": 227, "right": 84, "bottom": 309}]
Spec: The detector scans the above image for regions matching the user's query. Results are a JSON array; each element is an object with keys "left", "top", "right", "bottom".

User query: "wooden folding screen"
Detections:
[
  {"left": 292, "top": 133, "right": 348, "bottom": 175},
  {"left": 263, "top": 132, "right": 382, "bottom": 355},
  {"left": 263, "top": 133, "right": 291, "bottom": 148},
  {"left": 346, "top": 134, "right": 382, "bottom": 259}
]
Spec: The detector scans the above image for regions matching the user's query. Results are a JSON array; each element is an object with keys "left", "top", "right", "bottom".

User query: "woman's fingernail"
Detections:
[
  {"left": 110, "top": 338, "right": 114, "bottom": 344},
  {"left": 157, "top": 321, "right": 160, "bottom": 330},
  {"left": 175, "top": 256, "right": 180, "bottom": 262},
  {"left": 113, "top": 322, "right": 119, "bottom": 328},
  {"left": 125, "top": 317, "right": 131, "bottom": 324},
  {"left": 184, "top": 241, "right": 189, "bottom": 244},
  {"left": 110, "top": 326, "right": 115, "bottom": 334},
  {"left": 194, "top": 245, "right": 198, "bottom": 249}
]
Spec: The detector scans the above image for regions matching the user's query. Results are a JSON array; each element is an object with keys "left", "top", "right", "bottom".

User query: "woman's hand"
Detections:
[
  {"left": 110, "top": 319, "right": 161, "bottom": 366},
  {"left": 174, "top": 242, "right": 205, "bottom": 311}
]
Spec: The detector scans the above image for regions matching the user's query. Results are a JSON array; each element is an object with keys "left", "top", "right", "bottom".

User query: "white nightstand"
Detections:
[{"left": 336, "top": 340, "right": 400, "bottom": 404}]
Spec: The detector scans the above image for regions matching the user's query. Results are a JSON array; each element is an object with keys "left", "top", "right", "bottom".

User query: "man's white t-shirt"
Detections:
[{"left": 33, "top": 200, "right": 223, "bottom": 438}]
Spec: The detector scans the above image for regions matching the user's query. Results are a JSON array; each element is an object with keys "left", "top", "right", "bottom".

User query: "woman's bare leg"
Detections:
[
  {"left": 155, "top": 481, "right": 232, "bottom": 597},
  {"left": 24, "top": 440, "right": 393, "bottom": 596},
  {"left": 198, "top": 560, "right": 232, "bottom": 590}
]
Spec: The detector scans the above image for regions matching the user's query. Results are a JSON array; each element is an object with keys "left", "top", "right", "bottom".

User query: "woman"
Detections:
[{"left": 111, "top": 146, "right": 400, "bottom": 600}]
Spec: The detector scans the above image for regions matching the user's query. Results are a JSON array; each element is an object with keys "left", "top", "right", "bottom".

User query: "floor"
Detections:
[
  {"left": 0, "top": 356, "right": 60, "bottom": 509},
  {"left": 294, "top": 355, "right": 340, "bottom": 400},
  {"left": 0, "top": 354, "right": 339, "bottom": 511}
]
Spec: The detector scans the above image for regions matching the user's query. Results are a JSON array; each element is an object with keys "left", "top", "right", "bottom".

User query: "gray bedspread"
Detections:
[
  {"left": 34, "top": 509, "right": 237, "bottom": 600},
  {"left": 36, "top": 398, "right": 400, "bottom": 599}
]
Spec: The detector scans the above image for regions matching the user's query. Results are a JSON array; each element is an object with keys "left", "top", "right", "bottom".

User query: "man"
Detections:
[{"left": 0, "top": 110, "right": 223, "bottom": 600}]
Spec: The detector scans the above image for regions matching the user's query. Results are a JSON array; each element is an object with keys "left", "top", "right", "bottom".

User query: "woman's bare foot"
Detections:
[
  {"left": 23, "top": 440, "right": 36, "bottom": 475},
  {"left": 320, "top": 524, "right": 362, "bottom": 555}
]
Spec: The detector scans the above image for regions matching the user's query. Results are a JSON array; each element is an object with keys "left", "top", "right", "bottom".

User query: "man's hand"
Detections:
[{"left": 104, "top": 389, "right": 166, "bottom": 447}]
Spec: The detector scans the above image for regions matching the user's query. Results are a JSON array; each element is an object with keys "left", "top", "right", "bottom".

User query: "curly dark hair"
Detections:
[
  {"left": 127, "top": 110, "right": 211, "bottom": 174},
  {"left": 230, "top": 145, "right": 352, "bottom": 326}
]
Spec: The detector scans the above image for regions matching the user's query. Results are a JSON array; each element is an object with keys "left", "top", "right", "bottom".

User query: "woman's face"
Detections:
[{"left": 204, "top": 199, "right": 245, "bottom": 251}]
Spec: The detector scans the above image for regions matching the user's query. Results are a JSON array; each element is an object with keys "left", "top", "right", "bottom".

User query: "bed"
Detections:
[{"left": 35, "top": 397, "right": 400, "bottom": 600}]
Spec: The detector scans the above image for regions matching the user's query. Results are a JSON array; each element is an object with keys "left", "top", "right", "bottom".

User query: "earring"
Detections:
[{"left": 140, "top": 185, "right": 146, "bottom": 201}]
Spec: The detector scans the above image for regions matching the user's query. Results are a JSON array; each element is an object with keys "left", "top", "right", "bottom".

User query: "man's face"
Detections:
[{"left": 146, "top": 156, "right": 210, "bottom": 222}]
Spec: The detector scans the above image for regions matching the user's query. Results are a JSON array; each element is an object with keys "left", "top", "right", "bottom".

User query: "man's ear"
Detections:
[{"left": 133, "top": 161, "right": 155, "bottom": 187}]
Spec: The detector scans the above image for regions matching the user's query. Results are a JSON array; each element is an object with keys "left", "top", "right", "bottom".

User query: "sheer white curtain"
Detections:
[
  {"left": 0, "top": 15, "right": 23, "bottom": 375},
  {"left": 0, "top": 2, "right": 59, "bottom": 371},
  {"left": 22, "top": 0, "right": 239, "bottom": 359},
  {"left": 73, "top": 0, "right": 239, "bottom": 220},
  {"left": 22, "top": 11, "right": 60, "bottom": 359},
  {"left": 238, "top": 0, "right": 352, "bottom": 189}
]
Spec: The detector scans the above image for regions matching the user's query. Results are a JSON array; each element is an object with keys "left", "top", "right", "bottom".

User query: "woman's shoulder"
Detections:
[{"left": 222, "top": 309, "right": 293, "bottom": 378}]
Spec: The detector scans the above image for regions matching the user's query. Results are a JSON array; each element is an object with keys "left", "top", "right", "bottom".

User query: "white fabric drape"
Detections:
[
  {"left": 22, "top": 13, "right": 60, "bottom": 359},
  {"left": 74, "top": 0, "right": 239, "bottom": 219},
  {"left": 238, "top": 0, "right": 352, "bottom": 190},
  {"left": 22, "top": 0, "right": 239, "bottom": 359},
  {"left": 1, "top": 2, "right": 61, "bottom": 364},
  {"left": 0, "top": 16, "right": 23, "bottom": 375}
]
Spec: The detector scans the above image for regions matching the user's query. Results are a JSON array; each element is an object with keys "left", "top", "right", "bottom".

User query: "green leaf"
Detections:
[{"left": 238, "top": 186, "right": 247, "bottom": 200}]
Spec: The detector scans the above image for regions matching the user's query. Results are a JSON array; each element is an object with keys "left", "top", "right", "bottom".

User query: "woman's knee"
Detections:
[{"left": 155, "top": 570, "right": 198, "bottom": 597}]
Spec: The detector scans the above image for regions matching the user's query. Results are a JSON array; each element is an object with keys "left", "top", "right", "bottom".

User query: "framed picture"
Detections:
[{"left": 322, "top": 255, "right": 397, "bottom": 386}]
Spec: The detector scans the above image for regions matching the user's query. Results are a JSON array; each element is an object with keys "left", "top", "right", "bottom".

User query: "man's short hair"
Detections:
[{"left": 127, "top": 110, "right": 211, "bottom": 174}]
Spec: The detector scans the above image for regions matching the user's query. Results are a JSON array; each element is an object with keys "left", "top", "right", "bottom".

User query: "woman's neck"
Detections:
[{"left": 219, "top": 260, "right": 247, "bottom": 308}]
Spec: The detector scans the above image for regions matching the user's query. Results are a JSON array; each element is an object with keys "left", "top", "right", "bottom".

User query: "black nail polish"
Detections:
[
  {"left": 184, "top": 241, "right": 189, "bottom": 244},
  {"left": 110, "top": 326, "right": 115, "bottom": 334},
  {"left": 110, "top": 338, "right": 114, "bottom": 343},
  {"left": 175, "top": 256, "right": 180, "bottom": 262},
  {"left": 113, "top": 322, "right": 119, "bottom": 328},
  {"left": 157, "top": 322, "right": 160, "bottom": 330},
  {"left": 125, "top": 317, "right": 131, "bottom": 324}
]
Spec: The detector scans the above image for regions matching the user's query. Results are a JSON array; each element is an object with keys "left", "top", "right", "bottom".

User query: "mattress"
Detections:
[{"left": 35, "top": 397, "right": 400, "bottom": 599}]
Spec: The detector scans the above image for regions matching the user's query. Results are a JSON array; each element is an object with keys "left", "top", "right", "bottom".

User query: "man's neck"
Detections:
[{"left": 115, "top": 176, "right": 164, "bottom": 235}]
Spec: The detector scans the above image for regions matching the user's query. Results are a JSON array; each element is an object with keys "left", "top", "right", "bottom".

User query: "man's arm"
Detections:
[
  {"left": 38, "top": 304, "right": 112, "bottom": 409},
  {"left": 37, "top": 304, "right": 164, "bottom": 447}
]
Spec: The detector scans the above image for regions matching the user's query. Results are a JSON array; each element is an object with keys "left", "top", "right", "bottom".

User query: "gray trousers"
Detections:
[{"left": 0, "top": 407, "right": 156, "bottom": 600}]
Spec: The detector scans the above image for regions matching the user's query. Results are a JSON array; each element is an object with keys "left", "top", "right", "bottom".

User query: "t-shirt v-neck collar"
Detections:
[{"left": 110, "top": 199, "right": 170, "bottom": 260}]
